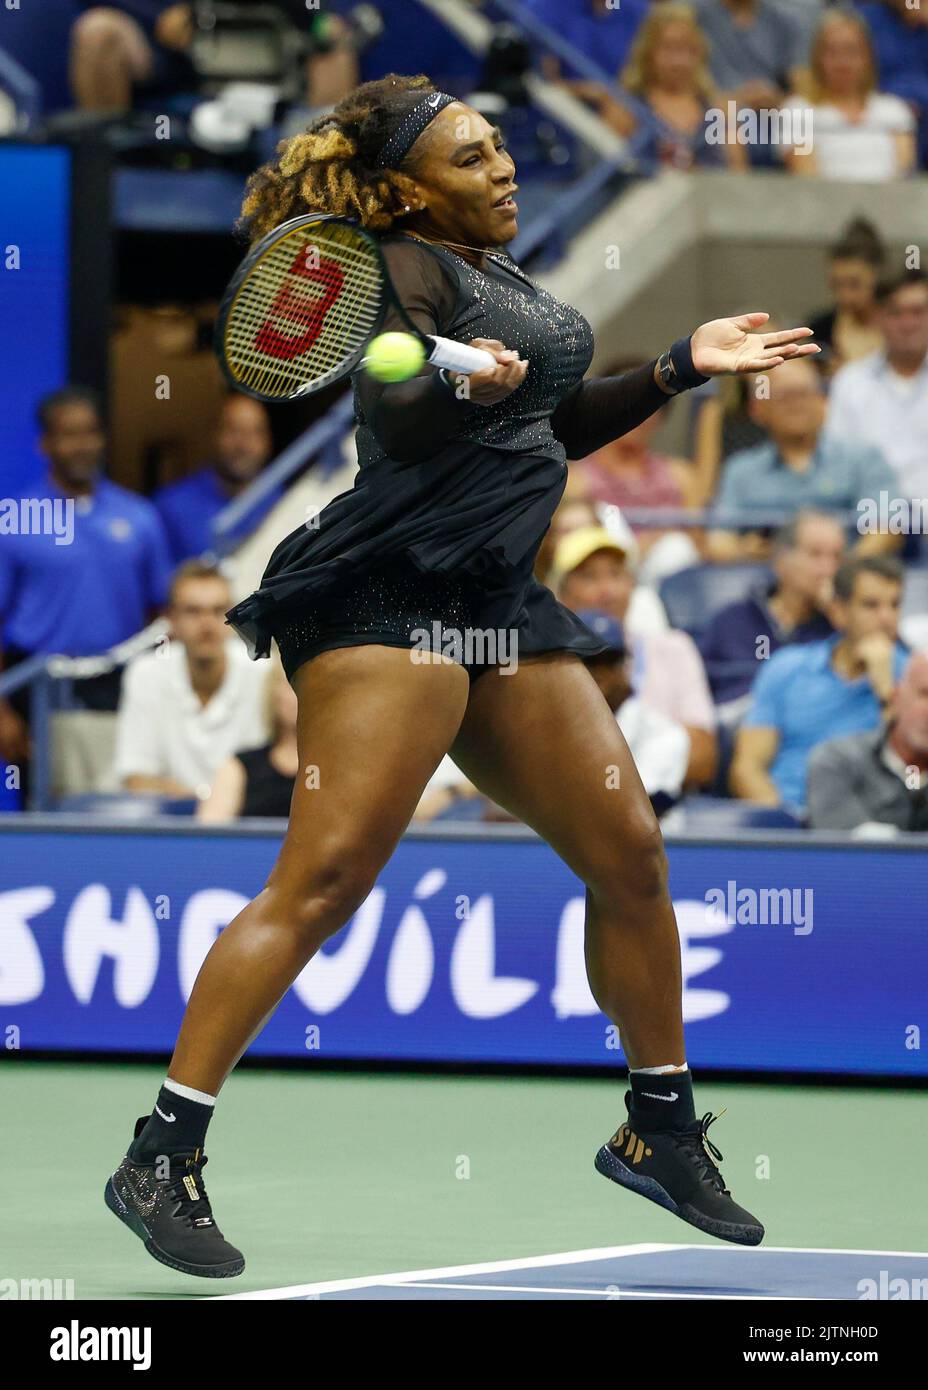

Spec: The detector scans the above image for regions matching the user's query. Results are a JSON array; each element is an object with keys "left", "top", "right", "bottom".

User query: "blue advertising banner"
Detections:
[{"left": 1, "top": 820, "right": 925, "bottom": 1076}]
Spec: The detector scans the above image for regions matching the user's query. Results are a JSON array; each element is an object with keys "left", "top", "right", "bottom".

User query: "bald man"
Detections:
[
  {"left": 807, "top": 650, "right": 928, "bottom": 832},
  {"left": 154, "top": 393, "right": 279, "bottom": 563}
]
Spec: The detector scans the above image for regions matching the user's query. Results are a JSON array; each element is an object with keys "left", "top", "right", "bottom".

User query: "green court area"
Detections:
[{"left": 3, "top": 1061, "right": 925, "bottom": 1300}]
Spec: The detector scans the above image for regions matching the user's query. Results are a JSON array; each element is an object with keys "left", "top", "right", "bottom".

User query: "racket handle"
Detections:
[{"left": 425, "top": 335, "right": 498, "bottom": 375}]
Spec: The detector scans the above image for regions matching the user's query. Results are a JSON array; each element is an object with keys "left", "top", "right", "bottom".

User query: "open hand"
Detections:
[{"left": 691, "top": 313, "right": 820, "bottom": 377}]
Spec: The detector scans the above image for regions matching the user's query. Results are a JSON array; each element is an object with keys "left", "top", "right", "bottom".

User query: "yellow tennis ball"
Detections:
[{"left": 364, "top": 332, "right": 426, "bottom": 382}]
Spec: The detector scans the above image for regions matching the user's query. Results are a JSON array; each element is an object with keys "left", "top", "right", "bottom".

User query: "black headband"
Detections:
[{"left": 374, "top": 91, "right": 457, "bottom": 168}]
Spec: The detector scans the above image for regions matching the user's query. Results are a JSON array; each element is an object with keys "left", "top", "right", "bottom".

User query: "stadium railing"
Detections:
[{"left": 0, "top": 47, "right": 41, "bottom": 132}]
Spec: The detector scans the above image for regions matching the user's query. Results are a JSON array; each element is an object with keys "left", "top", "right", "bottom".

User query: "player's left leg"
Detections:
[{"left": 450, "top": 652, "right": 763, "bottom": 1245}]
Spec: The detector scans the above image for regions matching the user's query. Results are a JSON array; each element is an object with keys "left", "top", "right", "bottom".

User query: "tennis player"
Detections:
[{"left": 105, "top": 74, "right": 819, "bottom": 1277}]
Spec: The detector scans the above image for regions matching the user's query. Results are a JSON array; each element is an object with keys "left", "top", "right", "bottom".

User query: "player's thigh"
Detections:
[
  {"left": 450, "top": 653, "right": 664, "bottom": 894},
  {"left": 269, "top": 644, "right": 470, "bottom": 904}
]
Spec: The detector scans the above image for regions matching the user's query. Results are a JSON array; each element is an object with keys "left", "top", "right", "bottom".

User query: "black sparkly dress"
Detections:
[{"left": 225, "top": 232, "right": 669, "bottom": 684}]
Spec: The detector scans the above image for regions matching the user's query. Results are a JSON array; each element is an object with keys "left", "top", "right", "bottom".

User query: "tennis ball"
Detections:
[{"left": 364, "top": 332, "right": 426, "bottom": 382}]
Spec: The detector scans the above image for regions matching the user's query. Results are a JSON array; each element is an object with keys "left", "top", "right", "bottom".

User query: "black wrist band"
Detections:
[{"left": 658, "top": 336, "right": 711, "bottom": 394}]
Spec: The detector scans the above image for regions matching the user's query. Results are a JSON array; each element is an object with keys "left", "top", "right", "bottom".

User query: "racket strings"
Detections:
[{"left": 223, "top": 222, "right": 384, "bottom": 398}]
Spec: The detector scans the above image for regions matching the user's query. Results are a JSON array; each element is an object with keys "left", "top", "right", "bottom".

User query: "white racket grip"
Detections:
[{"left": 426, "top": 335, "right": 498, "bottom": 375}]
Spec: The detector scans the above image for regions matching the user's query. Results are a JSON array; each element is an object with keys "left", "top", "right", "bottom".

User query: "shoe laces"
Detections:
[
  {"left": 675, "top": 1110, "right": 730, "bottom": 1194},
  {"left": 165, "top": 1151, "right": 215, "bottom": 1229}
]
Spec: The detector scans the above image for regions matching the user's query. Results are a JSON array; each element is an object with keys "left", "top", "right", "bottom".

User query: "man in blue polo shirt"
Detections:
[
  {"left": 0, "top": 386, "right": 173, "bottom": 764},
  {"left": 698, "top": 509, "right": 843, "bottom": 716},
  {"left": 153, "top": 393, "right": 279, "bottom": 565},
  {"left": 729, "top": 555, "right": 908, "bottom": 813}
]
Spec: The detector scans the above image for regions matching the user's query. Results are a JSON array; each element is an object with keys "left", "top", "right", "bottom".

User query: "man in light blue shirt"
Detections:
[
  {"left": 825, "top": 271, "right": 928, "bottom": 504},
  {"left": 708, "top": 356, "right": 900, "bottom": 563},
  {"left": 730, "top": 554, "right": 908, "bottom": 812}
]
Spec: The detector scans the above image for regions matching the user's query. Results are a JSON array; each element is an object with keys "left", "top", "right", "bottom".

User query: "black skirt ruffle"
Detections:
[{"left": 226, "top": 442, "right": 610, "bottom": 666}]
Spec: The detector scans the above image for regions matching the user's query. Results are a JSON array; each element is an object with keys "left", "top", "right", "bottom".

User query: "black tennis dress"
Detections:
[{"left": 225, "top": 232, "right": 669, "bottom": 684}]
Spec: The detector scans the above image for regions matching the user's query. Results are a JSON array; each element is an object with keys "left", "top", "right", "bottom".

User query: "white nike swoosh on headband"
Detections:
[
  {"left": 427, "top": 94, "right": 441, "bottom": 107},
  {"left": 641, "top": 1091, "right": 678, "bottom": 1102},
  {"left": 154, "top": 1105, "right": 176, "bottom": 1122}
]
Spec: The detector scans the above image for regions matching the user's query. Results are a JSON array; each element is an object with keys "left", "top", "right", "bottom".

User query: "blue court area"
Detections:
[{"left": 214, "top": 1245, "right": 928, "bottom": 1301}]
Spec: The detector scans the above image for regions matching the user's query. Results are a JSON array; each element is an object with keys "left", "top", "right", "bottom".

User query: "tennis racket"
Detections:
[{"left": 215, "top": 213, "right": 498, "bottom": 401}]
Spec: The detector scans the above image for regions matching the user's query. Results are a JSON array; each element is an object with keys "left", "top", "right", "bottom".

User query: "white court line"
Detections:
[
  {"left": 208, "top": 1243, "right": 928, "bottom": 1301},
  {"left": 382, "top": 1281, "right": 824, "bottom": 1301}
]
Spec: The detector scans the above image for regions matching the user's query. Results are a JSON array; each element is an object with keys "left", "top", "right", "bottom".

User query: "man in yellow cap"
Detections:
[{"left": 551, "top": 525, "right": 718, "bottom": 788}]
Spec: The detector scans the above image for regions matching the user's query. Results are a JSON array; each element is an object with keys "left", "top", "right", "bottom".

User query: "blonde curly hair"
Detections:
[{"left": 238, "top": 73, "right": 445, "bottom": 243}]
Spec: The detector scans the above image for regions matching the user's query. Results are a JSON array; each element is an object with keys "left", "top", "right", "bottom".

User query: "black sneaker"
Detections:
[
  {"left": 595, "top": 1093, "right": 764, "bottom": 1246},
  {"left": 104, "top": 1118, "right": 245, "bottom": 1278}
]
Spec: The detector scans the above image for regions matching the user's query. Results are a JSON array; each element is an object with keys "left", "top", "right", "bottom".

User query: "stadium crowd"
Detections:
[{"left": 1, "top": 0, "right": 927, "bottom": 835}]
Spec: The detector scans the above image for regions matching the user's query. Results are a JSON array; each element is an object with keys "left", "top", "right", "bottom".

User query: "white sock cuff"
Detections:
[
  {"left": 630, "top": 1063, "right": 689, "bottom": 1076},
  {"left": 164, "top": 1078, "right": 217, "bottom": 1107}
]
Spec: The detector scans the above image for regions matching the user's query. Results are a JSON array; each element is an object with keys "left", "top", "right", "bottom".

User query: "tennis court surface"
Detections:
[
  {"left": 4, "top": 1063, "right": 926, "bottom": 1303},
  {"left": 212, "top": 1245, "right": 928, "bottom": 1301}
]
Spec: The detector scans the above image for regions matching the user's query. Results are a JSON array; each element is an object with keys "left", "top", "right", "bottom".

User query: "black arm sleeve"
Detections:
[
  {"left": 354, "top": 238, "right": 478, "bottom": 464},
  {"left": 550, "top": 361, "right": 669, "bottom": 460}
]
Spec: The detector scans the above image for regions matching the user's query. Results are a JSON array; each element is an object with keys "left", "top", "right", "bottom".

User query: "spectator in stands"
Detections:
[
  {"left": 114, "top": 561, "right": 267, "bottom": 801},
  {"left": 154, "top": 393, "right": 278, "bottom": 565},
  {"left": 825, "top": 269, "right": 928, "bottom": 506},
  {"left": 552, "top": 526, "right": 718, "bottom": 786},
  {"left": 70, "top": 2, "right": 359, "bottom": 114},
  {"left": 729, "top": 554, "right": 908, "bottom": 812},
  {"left": 600, "top": 4, "right": 747, "bottom": 170},
  {"left": 573, "top": 360, "right": 706, "bottom": 515},
  {"left": 807, "top": 648, "right": 928, "bottom": 832},
  {"left": 690, "top": 368, "right": 768, "bottom": 502},
  {"left": 807, "top": 218, "right": 886, "bottom": 375},
  {"left": 69, "top": 3, "right": 195, "bottom": 112},
  {"left": 198, "top": 654, "right": 297, "bottom": 821},
  {"left": 698, "top": 509, "right": 843, "bottom": 718},
  {"left": 856, "top": 0, "right": 928, "bottom": 168},
  {"left": 784, "top": 10, "right": 917, "bottom": 181},
  {"left": 527, "top": 0, "right": 649, "bottom": 101},
  {"left": 692, "top": 0, "right": 809, "bottom": 109},
  {"left": 579, "top": 610, "right": 691, "bottom": 809},
  {"left": 707, "top": 356, "right": 900, "bottom": 563},
  {"left": 413, "top": 755, "right": 482, "bottom": 823},
  {"left": 546, "top": 514, "right": 670, "bottom": 633},
  {"left": 571, "top": 357, "right": 707, "bottom": 577},
  {"left": 0, "top": 384, "right": 172, "bottom": 775}
]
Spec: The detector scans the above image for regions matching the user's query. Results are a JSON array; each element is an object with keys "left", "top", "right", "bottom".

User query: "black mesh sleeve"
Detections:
[
  {"left": 550, "top": 361, "right": 668, "bottom": 460},
  {"left": 354, "top": 238, "right": 478, "bottom": 464}
]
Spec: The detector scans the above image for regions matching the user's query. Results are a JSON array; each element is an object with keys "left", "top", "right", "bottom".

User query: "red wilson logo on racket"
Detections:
[{"left": 253, "top": 245, "right": 344, "bottom": 360}]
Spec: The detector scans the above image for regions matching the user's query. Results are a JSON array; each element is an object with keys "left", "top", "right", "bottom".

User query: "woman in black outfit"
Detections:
[{"left": 106, "top": 74, "right": 819, "bottom": 1278}]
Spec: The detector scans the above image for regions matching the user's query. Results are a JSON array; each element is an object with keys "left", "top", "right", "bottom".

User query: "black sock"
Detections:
[
  {"left": 129, "top": 1084, "right": 215, "bottom": 1164},
  {"left": 627, "top": 1068, "right": 696, "bottom": 1132}
]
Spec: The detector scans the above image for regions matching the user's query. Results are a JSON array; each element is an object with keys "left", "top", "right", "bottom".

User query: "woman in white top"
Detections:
[{"left": 784, "top": 9, "right": 916, "bottom": 182}]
